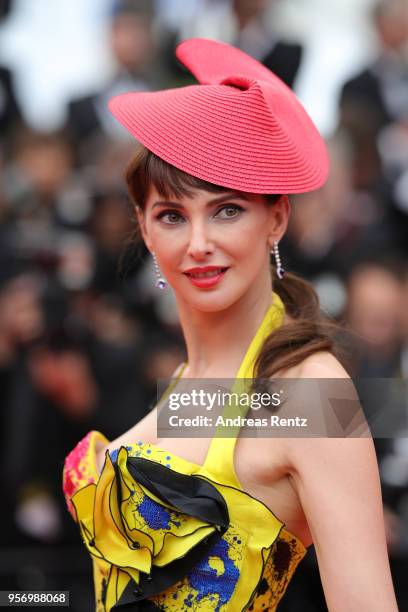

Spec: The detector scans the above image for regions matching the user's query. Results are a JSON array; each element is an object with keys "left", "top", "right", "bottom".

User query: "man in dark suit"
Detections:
[
  {"left": 0, "top": 0, "right": 23, "bottom": 152},
  {"left": 66, "top": 1, "right": 156, "bottom": 164},
  {"left": 338, "top": 0, "right": 408, "bottom": 256},
  {"left": 339, "top": 0, "right": 408, "bottom": 188},
  {"left": 232, "top": 0, "right": 302, "bottom": 88},
  {"left": 260, "top": 40, "right": 302, "bottom": 89},
  {"left": 158, "top": 0, "right": 303, "bottom": 90},
  {"left": 0, "top": 66, "right": 22, "bottom": 138}
]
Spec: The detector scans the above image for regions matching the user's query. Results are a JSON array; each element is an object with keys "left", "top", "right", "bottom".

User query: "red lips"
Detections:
[
  {"left": 183, "top": 266, "right": 229, "bottom": 288},
  {"left": 184, "top": 266, "right": 228, "bottom": 274}
]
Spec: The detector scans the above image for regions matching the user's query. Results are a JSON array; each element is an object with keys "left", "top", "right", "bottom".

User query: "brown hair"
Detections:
[{"left": 125, "top": 144, "right": 346, "bottom": 379}]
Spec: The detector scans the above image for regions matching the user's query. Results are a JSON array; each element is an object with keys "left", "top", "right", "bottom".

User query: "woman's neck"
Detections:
[{"left": 175, "top": 282, "right": 274, "bottom": 379}]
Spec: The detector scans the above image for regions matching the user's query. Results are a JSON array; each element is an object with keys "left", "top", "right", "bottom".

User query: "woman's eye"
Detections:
[
  {"left": 157, "top": 211, "right": 184, "bottom": 224},
  {"left": 215, "top": 204, "right": 244, "bottom": 219},
  {"left": 156, "top": 204, "right": 244, "bottom": 224}
]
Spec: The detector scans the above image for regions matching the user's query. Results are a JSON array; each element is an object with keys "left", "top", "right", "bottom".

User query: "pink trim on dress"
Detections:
[{"left": 62, "top": 431, "right": 96, "bottom": 518}]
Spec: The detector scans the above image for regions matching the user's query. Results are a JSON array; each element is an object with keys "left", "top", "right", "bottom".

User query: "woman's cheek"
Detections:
[{"left": 158, "top": 242, "right": 185, "bottom": 277}]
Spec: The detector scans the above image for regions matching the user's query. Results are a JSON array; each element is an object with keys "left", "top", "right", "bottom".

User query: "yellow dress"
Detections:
[{"left": 63, "top": 292, "right": 307, "bottom": 611}]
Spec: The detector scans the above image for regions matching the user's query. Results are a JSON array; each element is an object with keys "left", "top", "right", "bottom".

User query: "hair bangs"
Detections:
[{"left": 126, "top": 145, "right": 227, "bottom": 208}]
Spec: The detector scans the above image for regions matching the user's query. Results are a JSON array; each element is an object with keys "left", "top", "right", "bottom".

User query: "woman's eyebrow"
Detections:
[{"left": 151, "top": 192, "right": 249, "bottom": 210}]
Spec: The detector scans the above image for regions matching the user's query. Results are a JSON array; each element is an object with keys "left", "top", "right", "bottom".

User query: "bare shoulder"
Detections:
[
  {"left": 278, "top": 350, "right": 350, "bottom": 379},
  {"left": 279, "top": 351, "right": 370, "bottom": 463},
  {"left": 298, "top": 350, "right": 350, "bottom": 378}
]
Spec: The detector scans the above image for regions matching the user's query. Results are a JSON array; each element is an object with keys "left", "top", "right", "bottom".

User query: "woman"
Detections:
[{"left": 63, "top": 39, "right": 398, "bottom": 611}]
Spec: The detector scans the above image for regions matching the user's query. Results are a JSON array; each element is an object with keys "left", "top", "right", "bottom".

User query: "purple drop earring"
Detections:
[
  {"left": 272, "top": 241, "right": 285, "bottom": 279},
  {"left": 152, "top": 252, "right": 167, "bottom": 290}
]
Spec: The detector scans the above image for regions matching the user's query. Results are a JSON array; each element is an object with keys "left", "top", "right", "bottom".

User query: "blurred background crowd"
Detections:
[{"left": 1, "top": 0, "right": 408, "bottom": 610}]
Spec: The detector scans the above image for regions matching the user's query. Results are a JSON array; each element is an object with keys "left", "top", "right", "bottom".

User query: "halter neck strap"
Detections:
[{"left": 202, "top": 291, "right": 285, "bottom": 486}]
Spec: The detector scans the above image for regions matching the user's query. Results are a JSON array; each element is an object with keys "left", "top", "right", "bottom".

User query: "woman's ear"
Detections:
[
  {"left": 135, "top": 205, "right": 153, "bottom": 252},
  {"left": 267, "top": 195, "right": 291, "bottom": 243}
]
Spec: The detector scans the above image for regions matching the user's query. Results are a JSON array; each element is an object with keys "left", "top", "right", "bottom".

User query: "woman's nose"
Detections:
[{"left": 186, "top": 220, "right": 215, "bottom": 259}]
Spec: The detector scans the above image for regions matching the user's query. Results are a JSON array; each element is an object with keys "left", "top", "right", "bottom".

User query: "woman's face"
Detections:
[{"left": 138, "top": 186, "right": 289, "bottom": 312}]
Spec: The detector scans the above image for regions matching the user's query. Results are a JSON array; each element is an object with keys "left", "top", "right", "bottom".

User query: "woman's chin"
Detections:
[{"left": 177, "top": 285, "right": 243, "bottom": 313}]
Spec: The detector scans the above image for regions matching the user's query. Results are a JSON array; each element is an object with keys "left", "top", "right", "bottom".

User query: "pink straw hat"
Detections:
[{"left": 108, "top": 38, "right": 329, "bottom": 194}]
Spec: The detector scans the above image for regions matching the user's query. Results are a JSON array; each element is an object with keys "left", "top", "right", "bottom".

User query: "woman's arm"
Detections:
[{"left": 286, "top": 354, "right": 398, "bottom": 612}]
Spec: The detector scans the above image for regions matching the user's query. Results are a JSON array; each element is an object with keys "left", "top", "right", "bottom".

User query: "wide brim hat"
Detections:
[{"left": 108, "top": 38, "right": 329, "bottom": 194}]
